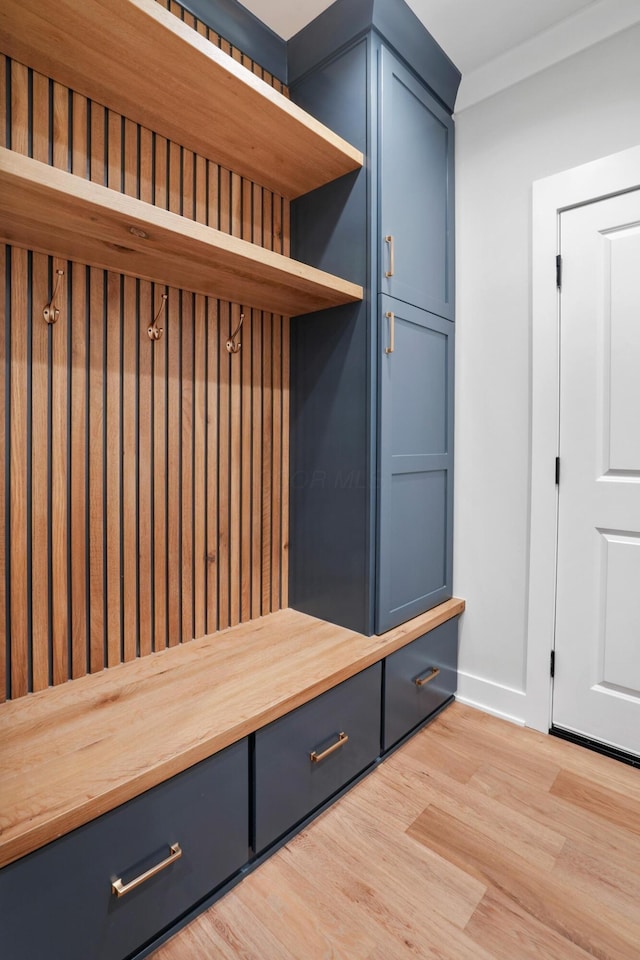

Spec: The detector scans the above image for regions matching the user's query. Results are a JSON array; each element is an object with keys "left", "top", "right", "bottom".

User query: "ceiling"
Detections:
[
  {"left": 238, "top": 0, "right": 640, "bottom": 109},
  {"left": 240, "top": 0, "right": 596, "bottom": 71}
]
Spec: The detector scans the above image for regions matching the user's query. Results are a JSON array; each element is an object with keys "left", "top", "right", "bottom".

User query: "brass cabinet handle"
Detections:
[
  {"left": 385, "top": 311, "right": 395, "bottom": 355},
  {"left": 415, "top": 667, "right": 440, "bottom": 687},
  {"left": 310, "top": 731, "right": 349, "bottom": 763},
  {"left": 111, "top": 842, "right": 182, "bottom": 897},
  {"left": 385, "top": 234, "right": 395, "bottom": 278}
]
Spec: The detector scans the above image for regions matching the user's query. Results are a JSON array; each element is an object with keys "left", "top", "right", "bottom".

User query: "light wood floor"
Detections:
[{"left": 153, "top": 703, "right": 640, "bottom": 959}]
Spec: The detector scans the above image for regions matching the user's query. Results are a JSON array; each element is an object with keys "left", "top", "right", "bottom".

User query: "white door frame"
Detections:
[{"left": 527, "top": 145, "right": 640, "bottom": 733}]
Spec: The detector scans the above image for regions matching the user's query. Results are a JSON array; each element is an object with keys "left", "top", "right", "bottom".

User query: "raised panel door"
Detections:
[
  {"left": 377, "top": 296, "right": 453, "bottom": 633},
  {"left": 380, "top": 46, "right": 454, "bottom": 319}
]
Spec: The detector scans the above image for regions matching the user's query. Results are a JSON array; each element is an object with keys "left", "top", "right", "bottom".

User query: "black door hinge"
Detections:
[
  {"left": 555, "top": 457, "right": 560, "bottom": 485},
  {"left": 550, "top": 650, "right": 555, "bottom": 678},
  {"left": 556, "top": 254, "right": 562, "bottom": 290}
]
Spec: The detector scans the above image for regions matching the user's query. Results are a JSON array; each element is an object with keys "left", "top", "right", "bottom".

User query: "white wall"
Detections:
[{"left": 453, "top": 23, "right": 640, "bottom": 724}]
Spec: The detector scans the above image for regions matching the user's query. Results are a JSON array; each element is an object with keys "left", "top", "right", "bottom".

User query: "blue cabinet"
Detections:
[
  {"left": 0, "top": 741, "right": 248, "bottom": 960},
  {"left": 254, "top": 664, "right": 382, "bottom": 853},
  {"left": 384, "top": 618, "right": 459, "bottom": 749},
  {"left": 289, "top": 0, "right": 460, "bottom": 636}
]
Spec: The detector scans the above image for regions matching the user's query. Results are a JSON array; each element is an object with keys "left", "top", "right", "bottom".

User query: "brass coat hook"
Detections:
[
  {"left": 43, "top": 269, "right": 65, "bottom": 324},
  {"left": 226, "top": 312, "right": 245, "bottom": 354},
  {"left": 148, "top": 293, "right": 167, "bottom": 341}
]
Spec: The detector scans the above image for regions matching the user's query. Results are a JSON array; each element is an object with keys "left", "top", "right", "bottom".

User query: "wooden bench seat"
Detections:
[{"left": 0, "top": 599, "right": 464, "bottom": 870}]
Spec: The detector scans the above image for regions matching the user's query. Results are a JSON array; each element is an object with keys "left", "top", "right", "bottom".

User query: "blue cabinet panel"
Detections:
[
  {"left": 377, "top": 297, "right": 454, "bottom": 632},
  {"left": 254, "top": 664, "right": 382, "bottom": 852},
  {"left": 380, "top": 47, "right": 454, "bottom": 318},
  {"left": 290, "top": 37, "right": 376, "bottom": 633},
  {"left": 289, "top": 1, "right": 455, "bottom": 637},
  {"left": 384, "top": 618, "right": 459, "bottom": 749},
  {"left": 0, "top": 741, "right": 248, "bottom": 960}
]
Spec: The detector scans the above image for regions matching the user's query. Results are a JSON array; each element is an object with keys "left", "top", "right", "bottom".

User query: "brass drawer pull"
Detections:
[
  {"left": 385, "top": 234, "right": 395, "bottom": 277},
  {"left": 385, "top": 310, "right": 395, "bottom": 355},
  {"left": 111, "top": 842, "right": 182, "bottom": 898},
  {"left": 310, "top": 731, "right": 349, "bottom": 763},
  {"left": 415, "top": 667, "right": 440, "bottom": 687}
]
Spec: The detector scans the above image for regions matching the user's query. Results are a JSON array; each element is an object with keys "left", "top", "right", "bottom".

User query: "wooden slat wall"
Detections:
[{"left": 0, "top": 3, "right": 290, "bottom": 701}]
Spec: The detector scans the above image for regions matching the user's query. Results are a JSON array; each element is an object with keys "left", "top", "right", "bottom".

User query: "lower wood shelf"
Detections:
[
  {"left": 0, "top": 598, "right": 464, "bottom": 870},
  {"left": 0, "top": 147, "right": 363, "bottom": 317}
]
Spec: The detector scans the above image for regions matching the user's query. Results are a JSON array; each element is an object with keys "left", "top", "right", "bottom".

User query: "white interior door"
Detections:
[{"left": 554, "top": 189, "right": 640, "bottom": 756}]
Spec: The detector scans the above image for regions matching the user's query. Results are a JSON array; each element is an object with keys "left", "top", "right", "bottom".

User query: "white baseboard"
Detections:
[{"left": 456, "top": 670, "right": 527, "bottom": 727}]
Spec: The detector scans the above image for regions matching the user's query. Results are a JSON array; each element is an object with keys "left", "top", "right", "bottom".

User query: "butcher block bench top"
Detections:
[{"left": 0, "top": 598, "right": 464, "bottom": 869}]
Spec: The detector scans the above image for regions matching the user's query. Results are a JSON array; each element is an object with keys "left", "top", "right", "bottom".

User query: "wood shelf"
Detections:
[
  {"left": 0, "top": 0, "right": 363, "bottom": 199},
  {"left": 0, "top": 599, "right": 464, "bottom": 869},
  {"left": 0, "top": 148, "right": 363, "bottom": 316}
]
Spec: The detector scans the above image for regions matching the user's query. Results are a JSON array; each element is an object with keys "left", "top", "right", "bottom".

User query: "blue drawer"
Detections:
[
  {"left": 383, "top": 618, "right": 458, "bottom": 750},
  {"left": 0, "top": 740, "right": 248, "bottom": 960},
  {"left": 254, "top": 663, "right": 382, "bottom": 852}
]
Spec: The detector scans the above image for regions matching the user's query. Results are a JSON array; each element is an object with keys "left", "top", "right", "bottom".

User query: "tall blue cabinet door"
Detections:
[
  {"left": 379, "top": 46, "right": 454, "bottom": 320},
  {"left": 377, "top": 296, "right": 453, "bottom": 633}
]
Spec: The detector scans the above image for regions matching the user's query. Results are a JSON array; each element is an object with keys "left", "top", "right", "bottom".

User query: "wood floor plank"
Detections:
[
  {"left": 451, "top": 705, "right": 640, "bottom": 799},
  {"left": 406, "top": 800, "right": 640, "bottom": 959},
  {"left": 281, "top": 819, "right": 494, "bottom": 960},
  {"left": 399, "top": 724, "right": 491, "bottom": 784},
  {"left": 424, "top": 707, "right": 562, "bottom": 791},
  {"left": 466, "top": 887, "right": 595, "bottom": 960},
  {"left": 222, "top": 857, "right": 375, "bottom": 960},
  {"left": 319, "top": 796, "right": 487, "bottom": 929},
  {"left": 470, "top": 762, "right": 640, "bottom": 865},
  {"left": 550, "top": 768, "right": 640, "bottom": 837},
  {"left": 552, "top": 838, "right": 640, "bottom": 924},
  {"left": 391, "top": 752, "right": 566, "bottom": 871}
]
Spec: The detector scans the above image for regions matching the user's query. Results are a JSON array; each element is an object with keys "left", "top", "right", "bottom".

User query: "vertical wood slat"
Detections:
[
  {"left": 217, "top": 302, "right": 230, "bottom": 632},
  {"left": 10, "top": 248, "right": 28, "bottom": 698},
  {"left": 87, "top": 81, "right": 107, "bottom": 675},
  {"left": 138, "top": 279, "right": 153, "bottom": 660},
  {"left": 122, "top": 276, "right": 138, "bottom": 663},
  {"left": 69, "top": 261, "right": 88, "bottom": 681},
  {"left": 229, "top": 302, "right": 241, "bottom": 627},
  {"left": 241, "top": 180, "right": 253, "bottom": 624},
  {"left": 30, "top": 253, "right": 49, "bottom": 691},
  {"left": 166, "top": 288, "right": 181, "bottom": 647},
  {"left": 50, "top": 193, "right": 69, "bottom": 688},
  {"left": 0, "top": 243, "right": 6, "bottom": 702},
  {"left": 138, "top": 131, "right": 154, "bottom": 659},
  {"left": 105, "top": 275, "right": 121, "bottom": 669},
  {"left": 271, "top": 317, "right": 282, "bottom": 613},
  {"left": 30, "top": 77, "right": 51, "bottom": 691},
  {"left": 281, "top": 316, "right": 290, "bottom": 609},
  {"left": 122, "top": 122, "right": 138, "bottom": 662},
  {"left": 88, "top": 268, "right": 105, "bottom": 673},
  {"left": 152, "top": 139, "right": 168, "bottom": 654},
  {"left": 261, "top": 313, "right": 273, "bottom": 616},
  {"left": 0, "top": 41, "right": 5, "bottom": 678},
  {"left": 0, "top": 54, "right": 6, "bottom": 149},
  {"left": 1, "top": 34, "right": 291, "bottom": 698},
  {"left": 181, "top": 291, "right": 194, "bottom": 644},
  {"left": 50, "top": 73, "right": 71, "bottom": 684},
  {"left": 206, "top": 299, "right": 218, "bottom": 635},
  {"left": 193, "top": 294, "right": 206, "bottom": 640}
]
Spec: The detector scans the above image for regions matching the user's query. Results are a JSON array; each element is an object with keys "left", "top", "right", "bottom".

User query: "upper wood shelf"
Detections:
[
  {"left": 0, "top": 599, "right": 465, "bottom": 869},
  {"left": 0, "top": 148, "right": 363, "bottom": 316},
  {"left": 0, "top": 0, "right": 363, "bottom": 199}
]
